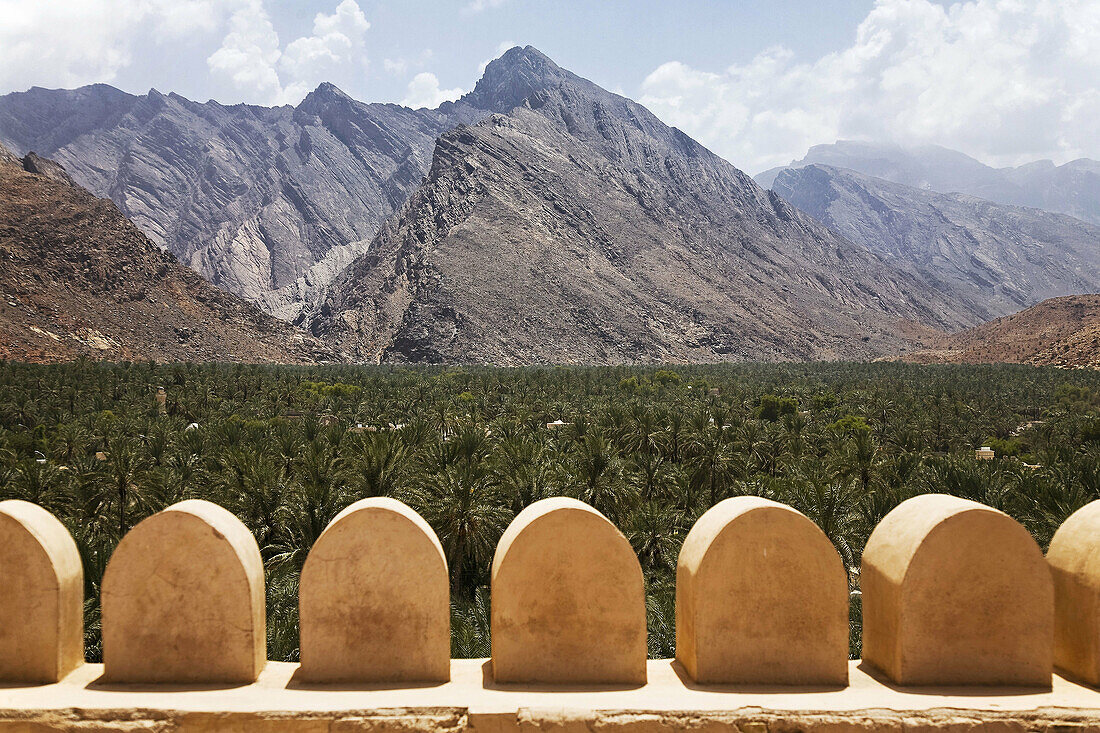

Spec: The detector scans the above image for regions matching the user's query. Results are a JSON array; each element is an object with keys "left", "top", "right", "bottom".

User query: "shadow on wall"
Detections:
[{"left": 854, "top": 661, "right": 1047, "bottom": 698}]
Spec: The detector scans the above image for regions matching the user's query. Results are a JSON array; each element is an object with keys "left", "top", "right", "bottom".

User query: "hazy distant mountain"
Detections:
[
  {"left": 308, "top": 48, "right": 970, "bottom": 364},
  {"left": 902, "top": 294, "right": 1100, "bottom": 369},
  {"left": 0, "top": 144, "right": 330, "bottom": 363},
  {"left": 771, "top": 164, "right": 1100, "bottom": 322},
  {"left": 0, "top": 83, "right": 487, "bottom": 319},
  {"left": 757, "top": 140, "right": 1100, "bottom": 225}
]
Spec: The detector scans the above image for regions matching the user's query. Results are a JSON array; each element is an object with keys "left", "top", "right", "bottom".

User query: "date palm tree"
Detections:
[
  {"left": 685, "top": 423, "right": 736, "bottom": 507},
  {"left": 106, "top": 438, "right": 146, "bottom": 535},
  {"left": 569, "top": 431, "right": 628, "bottom": 521},
  {"left": 494, "top": 435, "right": 558, "bottom": 514},
  {"left": 790, "top": 469, "right": 863, "bottom": 568},
  {"left": 268, "top": 441, "right": 347, "bottom": 572},
  {"left": 628, "top": 500, "right": 681, "bottom": 573},
  {"left": 352, "top": 430, "right": 412, "bottom": 499},
  {"left": 413, "top": 462, "right": 509, "bottom": 593},
  {"left": 450, "top": 585, "right": 491, "bottom": 658}
]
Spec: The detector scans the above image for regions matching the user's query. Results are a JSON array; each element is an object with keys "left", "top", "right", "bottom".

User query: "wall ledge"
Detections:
[{"left": 2, "top": 660, "right": 1100, "bottom": 731}]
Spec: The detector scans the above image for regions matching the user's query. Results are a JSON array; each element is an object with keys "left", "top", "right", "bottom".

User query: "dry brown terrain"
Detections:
[
  {"left": 903, "top": 294, "right": 1100, "bottom": 368},
  {"left": 0, "top": 145, "right": 332, "bottom": 364}
]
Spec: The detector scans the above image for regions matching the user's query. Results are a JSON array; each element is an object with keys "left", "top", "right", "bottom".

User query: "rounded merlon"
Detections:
[
  {"left": 861, "top": 494, "right": 1052, "bottom": 686},
  {"left": 676, "top": 496, "right": 848, "bottom": 685},
  {"left": 491, "top": 497, "right": 646, "bottom": 685},
  {"left": 1047, "top": 499, "right": 1100, "bottom": 685},
  {"left": 0, "top": 500, "right": 84, "bottom": 683},
  {"left": 101, "top": 499, "right": 265, "bottom": 684},
  {"left": 299, "top": 497, "right": 450, "bottom": 683}
]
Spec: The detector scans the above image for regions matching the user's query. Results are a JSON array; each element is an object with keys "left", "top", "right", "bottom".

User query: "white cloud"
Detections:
[
  {"left": 149, "top": 0, "right": 222, "bottom": 38},
  {"left": 207, "top": 0, "right": 370, "bottom": 105},
  {"left": 206, "top": 0, "right": 283, "bottom": 103},
  {"left": 279, "top": 0, "right": 369, "bottom": 100},
  {"left": 0, "top": 0, "right": 222, "bottom": 91},
  {"left": 639, "top": 0, "right": 1100, "bottom": 173},
  {"left": 383, "top": 58, "right": 408, "bottom": 76},
  {"left": 464, "top": 0, "right": 508, "bottom": 13},
  {"left": 401, "top": 72, "right": 464, "bottom": 109},
  {"left": 383, "top": 49, "right": 435, "bottom": 78},
  {"left": 0, "top": 0, "right": 370, "bottom": 105}
]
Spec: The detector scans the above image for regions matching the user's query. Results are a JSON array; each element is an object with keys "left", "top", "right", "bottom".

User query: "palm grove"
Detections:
[{"left": 3, "top": 359, "right": 1100, "bottom": 662}]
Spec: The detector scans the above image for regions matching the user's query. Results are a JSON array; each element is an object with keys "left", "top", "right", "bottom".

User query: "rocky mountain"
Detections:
[
  {"left": 902, "top": 295, "right": 1100, "bottom": 369},
  {"left": 0, "top": 144, "right": 330, "bottom": 363},
  {"left": 0, "top": 55, "right": 611, "bottom": 322},
  {"left": 11, "top": 47, "right": 1073, "bottom": 366},
  {"left": 307, "top": 48, "right": 970, "bottom": 365},
  {"left": 757, "top": 141, "right": 1100, "bottom": 226},
  {"left": 770, "top": 164, "right": 1100, "bottom": 322},
  {"left": 0, "top": 83, "right": 479, "bottom": 319}
]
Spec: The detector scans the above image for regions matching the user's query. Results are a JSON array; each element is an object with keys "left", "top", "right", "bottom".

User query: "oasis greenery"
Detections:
[{"left": 2, "top": 360, "right": 1099, "bottom": 661}]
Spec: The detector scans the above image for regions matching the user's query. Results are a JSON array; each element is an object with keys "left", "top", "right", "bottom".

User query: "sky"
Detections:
[{"left": 0, "top": 0, "right": 1097, "bottom": 174}]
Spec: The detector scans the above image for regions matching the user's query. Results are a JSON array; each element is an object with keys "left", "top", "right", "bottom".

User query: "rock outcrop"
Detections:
[{"left": 0, "top": 145, "right": 331, "bottom": 363}]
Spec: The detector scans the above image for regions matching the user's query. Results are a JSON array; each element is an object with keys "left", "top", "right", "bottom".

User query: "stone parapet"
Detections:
[{"left": 4, "top": 494, "right": 1100, "bottom": 729}]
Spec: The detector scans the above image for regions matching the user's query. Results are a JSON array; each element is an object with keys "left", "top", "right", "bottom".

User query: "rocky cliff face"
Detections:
[
  {"left": 758, "top": 141, "right": 1100, "bottom": 226},
  {"left": 309, "top": 48, "right": 966, "bottom": 365},
  {"left": 0, "top": 83, "right": 470, "bottom": 319},
  {"left": 771, "top": 164, "right": 1100, "bottom": 322},
  {"left": 0, "top": 145, "right": 330, "bottom": 363}
]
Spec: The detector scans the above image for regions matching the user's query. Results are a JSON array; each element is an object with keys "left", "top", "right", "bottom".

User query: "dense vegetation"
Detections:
[{"left": 3, "top": 359, "right": 1100, "bottom": 662}]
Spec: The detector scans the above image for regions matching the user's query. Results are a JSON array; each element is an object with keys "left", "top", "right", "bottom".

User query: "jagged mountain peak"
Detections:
[
  {"left": 487, "top": 45, "right": 562, "bottom": 76},
  {"left": 459, "top": 46, "right": 724, "bottom": 177},
  {"left": 299, "top": 81, "right": 354, "bottom": 109},
  {"left": 459, "top": 45, "right": 580, "bottom": 113},
  {"left": 296, "top": 82, "right": 360, "bottom": 118}
]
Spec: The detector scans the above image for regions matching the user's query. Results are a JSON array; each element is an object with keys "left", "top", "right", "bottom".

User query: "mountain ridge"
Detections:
[
  {"left": 770, "top": 163, "right": 1100, "bottom": 322},
  {"left": 6, "top": 47, "right": 1090, "bottom": 366},
  {"left": 307, "top": 52, "right": 969, "bottom": 364},
  {"left": 901, "top": 294, "right": 1100, "bottom": 369},
  {"left": 757, "top": 140, "right": 1100, "bottom": 225},
  {"left": 0, "top": 79, "right": 466, "bottom": 318}
]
